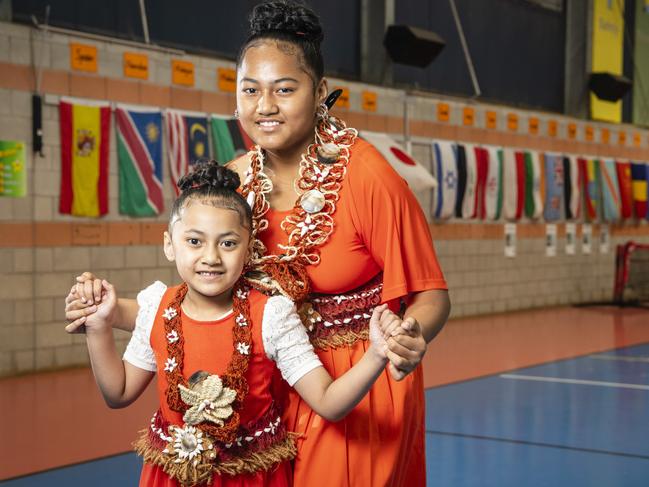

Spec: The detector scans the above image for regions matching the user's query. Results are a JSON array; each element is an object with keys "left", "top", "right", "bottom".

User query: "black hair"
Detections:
[
  {"left": 169, "top": 159, "right": 252, "bottom": 232},
  {"left": 237, "top": 0, "right": 325, "bottom": 83}
]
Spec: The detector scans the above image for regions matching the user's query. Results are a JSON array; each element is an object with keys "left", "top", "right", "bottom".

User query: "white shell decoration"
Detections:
[
  {"left": 246, "top": 191, "right": 256, "bottom": 209},
  {"left": 300, "top": 189, "right": 326, "bottom": 214}
]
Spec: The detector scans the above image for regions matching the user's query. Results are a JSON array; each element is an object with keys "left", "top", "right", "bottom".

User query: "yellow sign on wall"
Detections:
[
  {"left": 123, "top": 52, "right": 148, "bottom": 80},
  {"left": 601, "top": 127, "right": 610, "bottom": 143},
  {"left": 568, "top": 123, "right": 577, "bottom": 139},
  {"left": 217, "top": 68, "right": 236, "bottom": 93},
  {"left": 437, "top": 103, "right": 450, "bottom": 122},
  {"left": 547, "top": 120, "right": 557, "bottom": 137},
  {"left": 172, "top": 60, "right": 195, "bottom": 87},
  {"left": 333, "top": 87, "right": 350, "bottom": 108},
  {"left": 633, "top": 132, "right": 642, "bottom": 147},
  {"left": 618, "top": 131, "right": 626, "bottom": 145},
  {"left": 462, "top": 107, "right": 475, "bottom": 126},
  {"left": 585, "top": 125, "right": 594, "bottom": 141},
  {"left": 528, "top": 117, "right": 539, "bottom": 135},
  {"left": 361, "top": 91, "right": 377, "bottom": 112},
  {"left": 486, "top": 110, "right": 497, "bottom": 129},
  {"left": 70, "top": 43, "right": 98, "bottom": 73},
  {"left": 507, "top": 113, "right": 518, "bottom": 132},
  {"left": 590, "top": 0, "right": 624, "bottom": 122}
]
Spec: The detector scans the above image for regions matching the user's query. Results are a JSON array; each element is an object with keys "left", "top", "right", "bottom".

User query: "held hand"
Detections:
[
  {"left": 64, "top": 285, "right": 96, "bottom": 333},
  {"left": 74, "top": 272, "right": 103, "bottom": 305},
  {"left": 367, "top": 304, "right": 390, "bottom": 361},
  {"left": 385, "top": 317, "right": 427, "bottom": 381},
  {"left": 84, "top": 280, "right": 119, "bottom": 334}
]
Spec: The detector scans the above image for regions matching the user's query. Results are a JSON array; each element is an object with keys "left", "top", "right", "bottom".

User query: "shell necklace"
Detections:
[{"left": 241, "top": 105, "right": 358, "bottom": 266}]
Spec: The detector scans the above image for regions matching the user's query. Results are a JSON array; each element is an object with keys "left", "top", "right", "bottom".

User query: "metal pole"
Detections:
[
  {"left": 449, "top": 0, "right": 481, "bottom": 98},
  {"left": 139, "top": 0, "right": 150, "bottom": 44}
]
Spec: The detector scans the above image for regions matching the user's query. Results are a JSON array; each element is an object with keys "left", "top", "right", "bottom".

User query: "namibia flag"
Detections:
[{"left": 115, "top": 105, "right": 164, "bottom": 216}]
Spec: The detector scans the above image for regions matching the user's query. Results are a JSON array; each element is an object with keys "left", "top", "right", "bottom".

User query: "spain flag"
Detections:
[{"left": 59, "top": 98, "right": 111, "bottom": 217}]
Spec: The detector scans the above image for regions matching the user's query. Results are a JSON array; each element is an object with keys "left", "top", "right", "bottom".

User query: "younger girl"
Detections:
[{"left": 70, "top": 161, "right": 399, "bottom": 486}]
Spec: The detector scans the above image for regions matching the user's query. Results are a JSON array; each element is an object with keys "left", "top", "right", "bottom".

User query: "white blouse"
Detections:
[{"left": 123, "top": 282, "right": 323, "bottom": 387}]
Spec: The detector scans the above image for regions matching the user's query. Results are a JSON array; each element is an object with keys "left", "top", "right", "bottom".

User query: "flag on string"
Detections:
[
  {"left": 432, "top": 140, "right": 457, "bottom": 220},
  {"left": 503, "top": 149, "right": 525, "bottom": 221},
  {"left": 59, "top": 98, "right": 110, "bottom": 217},
  {"left": 524, "top": 151, "right": 543, "bottom": 220},
  {"left": 484, "top": 146, "right": 503, "bottom": 220},
  {"left": 454, "top": 144, "right": 468, "bottom": 218},
  {"left": 563, "top": 155, "right": 581, "bottom": 220},
  {"left": 630, "top": 162, "right": 648, "bottom": 219},
  {"left": 360, "top": 131, "right": 436, "bottom": 193},
  {"left": 543, "top": 153, "right": 564, "bottom": 222},
  {"left": 615, "top": 161, "right": 633, "bottom": 219},
  {"left": 580, "top": 157, "right": 600, "bottom": 221},
  {"left": 115, "top": 105, "right": 164, "bottom": 216},
  {"left": 461, "top": 144, "right": 478, "bottom": 219},
  {"left": 210, "top": 115, "right": 253, "bottom": 163},
  {"left": 600, "top": 159, "right": 621, "bottom": 222},
  {"left": 165, "top": 110, "right": 210, "bottom": 195},
  {"left": 473, "top": 146, "right": 489, "bottom": 219}
]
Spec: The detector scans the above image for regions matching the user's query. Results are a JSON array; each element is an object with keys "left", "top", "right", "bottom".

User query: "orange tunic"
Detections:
[
  {"left": 259, "top": 139, "right": 447, "bottom": 487},
  {"left": 139, "top": 286, "right": 293, "bottom": 487}
]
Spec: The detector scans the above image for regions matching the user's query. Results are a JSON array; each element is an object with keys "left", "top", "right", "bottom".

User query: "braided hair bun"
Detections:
[
  {"left": 249, "top": 1, "right": 324, "bottom": 45},
  {"left": 170, "top": 159, "right": 252, "bottom": 231},
  {"left": 177, "top": 159, "right": 241, "bottom": 193}
]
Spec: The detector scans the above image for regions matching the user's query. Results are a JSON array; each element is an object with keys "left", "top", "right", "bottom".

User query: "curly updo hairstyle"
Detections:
[
  {"left": 237, "top": 0, "right": 324, "bottom": 84},
  {"left": 169, "top": 159, "right": 252, "bottom": 232}
]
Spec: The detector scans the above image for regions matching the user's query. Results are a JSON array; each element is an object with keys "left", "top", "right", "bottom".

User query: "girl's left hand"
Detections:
[{"left": 385, "top": 318, "right": 427, "bottom": 381}]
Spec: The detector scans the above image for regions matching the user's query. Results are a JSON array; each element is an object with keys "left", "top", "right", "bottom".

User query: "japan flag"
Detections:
[{"left": 360, "top": 131, "right": 437, "bottom": 192}]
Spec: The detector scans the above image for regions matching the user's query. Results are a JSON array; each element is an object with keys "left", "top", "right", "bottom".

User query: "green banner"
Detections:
[
  {"left": 0, "top": 140, "right": 27, "bottom": 197},
  {"left": 633, "top": 1, "right": 649, "bottom": 126}
]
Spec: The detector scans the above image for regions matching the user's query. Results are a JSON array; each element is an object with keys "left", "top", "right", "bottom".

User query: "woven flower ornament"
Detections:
[{"left": 178, "top": 374, "right": 237, "bottom": 426}]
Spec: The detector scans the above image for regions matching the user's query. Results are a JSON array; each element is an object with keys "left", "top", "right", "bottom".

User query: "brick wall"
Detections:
[{"left": 0, "top": 21, "right": 648, "bottom": 377}]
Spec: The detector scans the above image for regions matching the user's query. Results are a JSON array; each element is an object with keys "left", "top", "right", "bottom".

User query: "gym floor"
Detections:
[{"left": 2, "top": 305, "right": 648, "bottom": 486}]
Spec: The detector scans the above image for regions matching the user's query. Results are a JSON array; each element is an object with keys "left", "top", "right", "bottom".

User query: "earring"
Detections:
[{"left": 233, "top": 109, "right": 239, "bottom": 119}]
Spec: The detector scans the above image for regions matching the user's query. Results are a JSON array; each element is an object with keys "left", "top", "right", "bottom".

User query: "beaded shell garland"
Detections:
[
  {"left": 163, "top": 281, "right": 253, "bottom": 445},
  {"left": 241, "top": 105, "right": 358, "bottom": 268}
]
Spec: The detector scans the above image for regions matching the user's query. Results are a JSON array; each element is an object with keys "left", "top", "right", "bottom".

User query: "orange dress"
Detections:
[
  {"left": 258, "top": 139, "right": 447, "bottom": 487},
  {"left": 138, "top": 286, "right": 294, "bottom": 487}
]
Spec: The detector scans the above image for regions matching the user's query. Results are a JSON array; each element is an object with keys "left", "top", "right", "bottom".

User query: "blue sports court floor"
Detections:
[{"left": 2, "top": 307, "right": 649, "bottom": 486}]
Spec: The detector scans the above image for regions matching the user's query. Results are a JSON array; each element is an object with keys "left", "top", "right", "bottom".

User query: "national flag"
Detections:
[
  {"left": 580, "top": 157, "right": 600, "bottom": 221},
  {"left": 165, "top": 110, "right": 210, "bottom": 195},
  {"left": 503, "top": 148, "right": 524, "bottom": 220},
  {"left": 115, "top": 105, "right": 164, "bottom": 216},
  {"left": 455, "top": 144, "right": 468, "bottom": 218},
  {"left": 432, "top": 140, "right": 457, "bottom": 220},
  {"left": 210, "top": 115, "right": 254, "bottom": 163},
  {"left": 360, "top": 131, "right": 437, "bottom": 193},
  {"left": 600, "top": 158, "right": 621, "bottom": 222},
  {"left": 543, "top": 153, "right": 564, "bottom": 222},
  {"left": 461, "top": 144, "right": 478, "bottom": 219},
  {"left": 59, "top": 98, "right": 110, "bottom": 217},
  {"left": 473, "top": 146, "right": 489, "bottom": 219},
  {"left": 524, "top": 150, "right": 543, "bottom": 220},
  {"left": 615, "top": 161, "right": 633, "bottom": 219},
  {"left": 630, "top": 162, "right": 648, "bottom": 218},
  {"left": 562, "top": 156, "right": 581, "bottom": 220},
  {"left": 484, "top": 146, "right": 503, "bottom": 220}
]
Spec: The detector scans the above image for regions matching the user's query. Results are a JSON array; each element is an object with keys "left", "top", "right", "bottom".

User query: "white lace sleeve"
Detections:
[
  {"left": 123, "top": 281, "right": 167, "bottom": 372},
  {"left": 262, "top": 295, "right": 323, "bottom": 386}
]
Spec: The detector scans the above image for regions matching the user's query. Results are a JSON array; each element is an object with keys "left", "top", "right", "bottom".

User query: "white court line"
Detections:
[
  {"left": 590, "top": 355, "right": 649, "bottom": 363},
  {"left": 500, "top": 374, "right": 649, "bottom": 391}
]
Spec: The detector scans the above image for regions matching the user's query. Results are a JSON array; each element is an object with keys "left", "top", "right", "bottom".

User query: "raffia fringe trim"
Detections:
[
  {"left": 310, "top": 328, "right": 369, "bottom": 351},
  {"left": 134, "top": 431, "right": 298, "bottom": 486}
]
